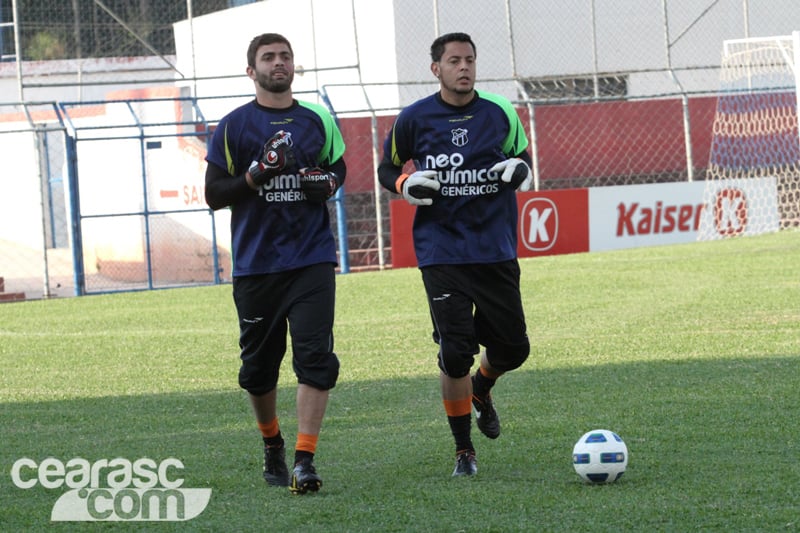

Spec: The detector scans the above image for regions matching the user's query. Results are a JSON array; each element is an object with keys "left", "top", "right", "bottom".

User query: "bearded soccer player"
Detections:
[
  {"left": 378, "top": 32, "right": 532, "bottom": 476},
  {"left": 205, "top": 33, "right": 346, "bottom": 494}
]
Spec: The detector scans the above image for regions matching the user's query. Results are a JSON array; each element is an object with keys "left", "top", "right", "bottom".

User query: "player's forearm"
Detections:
[
  {"left": 515, "top": 150, "right": 533, "bottom": 168},
  {"left": 377, "top": 157, "right": 404, "bottom": 193},
  {"left": 204, "top": 161, "right": 254, "bottom": 210},
  {"left": 328, "top": 157, "right": 347, "bottom": 189}
]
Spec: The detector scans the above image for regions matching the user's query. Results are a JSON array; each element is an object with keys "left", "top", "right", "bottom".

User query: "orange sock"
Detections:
[
  {"left": 257, "top": 418, "right": 280, "bottom": 439},
  {"left": 479, "top": 365, "right": 502, "bottom": 380},
  {"left": 443, "top": 396, "right": 473, "bottom": 417},
  {"left": 295, "top": 433, "right": 319, "bottom": 454}
]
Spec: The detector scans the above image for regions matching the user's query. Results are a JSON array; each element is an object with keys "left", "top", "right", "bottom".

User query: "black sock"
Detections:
[
  {"left": 473, "top": 369, "right": 497, "bottom": 398},
  {"left": 263, "top": 433, "right": 284, "bottom": 448},
  {"left": 294, "top": 450, "right": 314, "bottom": 465},
  {"left": 448, "top": 414, "right": 473, "bottom": 453}
]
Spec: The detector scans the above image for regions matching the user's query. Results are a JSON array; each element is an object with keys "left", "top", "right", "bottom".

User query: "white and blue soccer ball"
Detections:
[{"left": 572, "top": 429, "right": 628, "bottom": 483}]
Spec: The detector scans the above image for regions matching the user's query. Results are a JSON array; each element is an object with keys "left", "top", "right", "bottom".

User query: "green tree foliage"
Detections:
[{"left": 16, "top": 0, "right": 230, "bottom": 60}]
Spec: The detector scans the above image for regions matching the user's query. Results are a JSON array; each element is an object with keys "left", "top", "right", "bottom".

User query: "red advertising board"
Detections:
[
  {"left": 389, "top": 189, "right": 590, "bottom": 268},
  {"left": 516, "top": 189, "right": 589, "bottom": 258},
  {"left": 388, "top": 200, "right": 418, "bottom": 268},
  {"left": 389, "top": 179, "right": 781, "bottom": 268}
]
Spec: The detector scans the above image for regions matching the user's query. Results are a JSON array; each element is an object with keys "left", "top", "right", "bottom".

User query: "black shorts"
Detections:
[
  {"left": 232, "top": 263, "right": 339, "bottom": 394},
  {"left": 420, "top": 260, "right": 529, "bottom": 377}
]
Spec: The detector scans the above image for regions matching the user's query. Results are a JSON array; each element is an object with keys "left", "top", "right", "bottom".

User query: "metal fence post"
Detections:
[{"left": 65, "top": 133, "right": 86, "bottom": 296}]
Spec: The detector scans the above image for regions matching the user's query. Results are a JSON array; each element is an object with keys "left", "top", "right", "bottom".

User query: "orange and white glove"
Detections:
[{"left": 397, "top": 170, "right": 440, "bottom": 206}]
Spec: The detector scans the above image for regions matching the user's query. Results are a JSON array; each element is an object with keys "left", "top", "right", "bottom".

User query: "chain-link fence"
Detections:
[
  {"left": 2, "top": 0, "right": 798, "bottom": 299},
  {"left": 0, "top": 102, "right": 73, "bottom": 301}
]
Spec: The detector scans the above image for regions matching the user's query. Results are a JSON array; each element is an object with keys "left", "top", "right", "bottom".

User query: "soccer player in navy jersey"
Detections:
[
  {"left": 378, "top": 32, "right": 532, "bottom": 477},
  {"left": 205, "top": 33, "right": 346, "bottom": 494}
]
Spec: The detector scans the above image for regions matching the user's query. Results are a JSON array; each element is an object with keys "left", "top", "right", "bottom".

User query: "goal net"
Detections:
[{"left": 699, "top": 32, "right": 800, "bottom": 240}]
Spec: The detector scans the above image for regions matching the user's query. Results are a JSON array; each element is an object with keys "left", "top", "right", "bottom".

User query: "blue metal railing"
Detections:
[{"left": 56, "top": 92, "right": 351, "bottom": 296}]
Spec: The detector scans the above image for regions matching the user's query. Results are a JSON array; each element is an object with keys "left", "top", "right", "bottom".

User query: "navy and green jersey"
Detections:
[
  {"left": 206, "top": 99, "right": 345, "bottom": 276},
  {"left": 380, "top": 90, "right": 529, "bottom": 267}
]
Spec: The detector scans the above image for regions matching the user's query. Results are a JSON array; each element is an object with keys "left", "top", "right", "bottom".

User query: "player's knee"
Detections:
[
  {"left": 438, "top": 347, "right": 475, "bottom": 378},
  {"left": 486, "top": 337, "right": 530, "bottom": 372},
  {"left": 297, "top": 352, "right": 340, "bottom": 390},
  {"left": 238, "top": 366, "right": 278, "bottom": 396}
]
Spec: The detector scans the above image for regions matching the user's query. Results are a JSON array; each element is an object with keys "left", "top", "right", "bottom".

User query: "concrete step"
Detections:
[
  {"left": 0, "top": 291, "right": 26, "bottom": 302},
  {"left": 0, "top": 276, "right": 26, "bottom": 302}
]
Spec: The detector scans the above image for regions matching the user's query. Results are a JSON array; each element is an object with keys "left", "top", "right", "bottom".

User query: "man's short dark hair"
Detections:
[
  {"left": 247, "top": 33, "right": 294, "bottom": 67},
  {"left": 430, "top": 32, "right": 476, "bottom": 62}
]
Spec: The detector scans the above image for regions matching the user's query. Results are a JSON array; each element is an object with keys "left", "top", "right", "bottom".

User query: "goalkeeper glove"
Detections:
[
  {"left": 248, "top": 130, "right": 296, "bottom": 186},
  {"left": 300, "top": 167, "right": 340, "bottom": 203},
  {"left": 490, "top": 158, "right": 532, "bottom": 192},
  {"left": 397, "top": 170, "right": 440, "bottom": 206}
]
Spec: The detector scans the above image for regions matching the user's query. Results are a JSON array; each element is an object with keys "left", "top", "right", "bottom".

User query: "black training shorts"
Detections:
[
  {"left": 233, "top": 263, "right": 339, "bottom": 394},
  {"left": 420, "top": 260, "right": 529, "bottom": 377}
]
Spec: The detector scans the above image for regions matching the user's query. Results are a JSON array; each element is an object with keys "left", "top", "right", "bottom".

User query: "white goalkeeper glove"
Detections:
[
  {"left": 399, "top": 170, "right": 440, "bottom": 206},
  {"left": 490, "top": 158, "right": 532, "bottom": 192}
]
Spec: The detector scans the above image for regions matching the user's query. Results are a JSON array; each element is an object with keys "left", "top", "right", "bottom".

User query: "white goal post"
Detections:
[{"left": 699, "top": 31, "right": 800, "bottom": 240}]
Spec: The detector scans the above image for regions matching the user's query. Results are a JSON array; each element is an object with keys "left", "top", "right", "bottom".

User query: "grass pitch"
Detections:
[{"left": 1, "top": 231, "right": 799, "bottom": 531}]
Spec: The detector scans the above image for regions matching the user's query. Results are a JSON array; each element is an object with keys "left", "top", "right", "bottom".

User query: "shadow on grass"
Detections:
[{"left": 2, "top": 354, "right": 799, "bottom": 531}]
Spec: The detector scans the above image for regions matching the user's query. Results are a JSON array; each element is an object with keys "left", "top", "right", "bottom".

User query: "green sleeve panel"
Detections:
[
  {"left": 479, "top": 91, "right": 529, "bottom": 157},
  {"left": 298, "top": 100, "right": 347, "bottom": 165},
  {"left": 223, "top": 123, "right": 236, "bottom": 176}
]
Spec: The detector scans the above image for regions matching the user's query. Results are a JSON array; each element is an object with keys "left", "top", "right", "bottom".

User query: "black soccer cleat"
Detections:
[
  {"left": 263, "top": 443, "right": 289, "bottom": 487},
  {"left": 290, "top": 458, "right": 322, "bottom": 494},
  {"left": 452, "top": 449, "right": 478, "bottom": 477},
  {"left": 472, "top": 379, "right": 501, "bottom": 439}
]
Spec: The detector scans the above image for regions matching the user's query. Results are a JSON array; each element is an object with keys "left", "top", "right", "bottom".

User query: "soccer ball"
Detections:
[{"left": 572, "top": 429, "right": 628, "bottom": 483}]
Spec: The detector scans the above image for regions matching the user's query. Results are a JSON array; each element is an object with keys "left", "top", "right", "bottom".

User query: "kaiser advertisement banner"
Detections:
[
  {"left": 588, "top": 181, "right": 707, "bottom": 251},
  {"left": 589, "top": 178, "right": 779, "bottom": 251},
  {"left": 389, "top": 178, "right": 779, "bottom": 267}
]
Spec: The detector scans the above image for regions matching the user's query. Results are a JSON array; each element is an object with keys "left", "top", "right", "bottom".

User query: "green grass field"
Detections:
[{"left": 1, "top": 231, "right": 799, "bottom": 531}]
